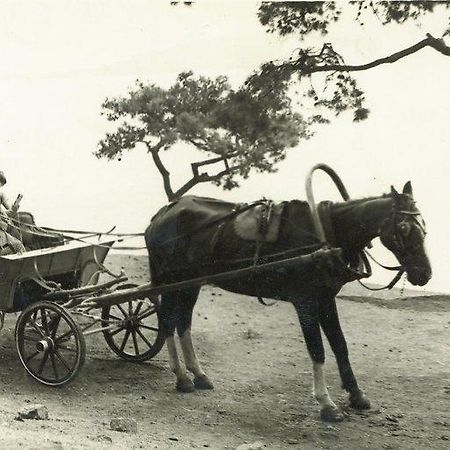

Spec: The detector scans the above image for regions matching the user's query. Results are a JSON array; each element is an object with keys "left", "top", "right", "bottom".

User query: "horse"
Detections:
[{"left": 144, "top": 182, "right": 431, "bottom": 422}]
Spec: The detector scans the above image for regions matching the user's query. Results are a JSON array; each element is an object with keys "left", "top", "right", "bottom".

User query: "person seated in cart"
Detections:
[{"left": 0, "top": 171, "right": 25, "bottom": 255}]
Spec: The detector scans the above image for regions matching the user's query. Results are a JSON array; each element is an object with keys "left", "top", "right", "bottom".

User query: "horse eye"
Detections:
[{"left": 398, "top": 222, "right": 411, "bottom": 235}]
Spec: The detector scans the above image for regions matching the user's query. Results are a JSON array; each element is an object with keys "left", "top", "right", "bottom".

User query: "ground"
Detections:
[{"left": 0, "top": 254, "right": 448, "bottom": 449}]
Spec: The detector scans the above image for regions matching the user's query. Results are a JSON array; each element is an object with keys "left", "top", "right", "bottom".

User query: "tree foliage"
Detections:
[
  {"left": 97, "top": 72, "right": 304, "bottom": 200},
  {"left": 253, "top": 1, "right": 450, "bottom": 125},
  {"left": 258, "top": 1, "right": 447, "bottom": 35}
]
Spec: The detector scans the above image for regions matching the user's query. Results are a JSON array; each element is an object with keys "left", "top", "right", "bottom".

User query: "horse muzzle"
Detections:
[{"left": 406, "top": 266, "right": 432, "bottom": 286}]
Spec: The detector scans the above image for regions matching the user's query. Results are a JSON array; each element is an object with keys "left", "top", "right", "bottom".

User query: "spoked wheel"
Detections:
[
  {"left": 15, "top": 301, "right": 86, "bottom": 386},
  {"left": 101, "top": 286, "right": 164, "bottom": 362}
]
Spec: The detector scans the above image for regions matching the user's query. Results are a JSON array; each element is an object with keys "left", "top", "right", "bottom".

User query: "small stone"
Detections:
[
  {"left": 287, "top": 438, "right": 298, "bottom": 444},
  {"left": 168, "top": 437, "right": 179, "bottom": 441},
  {"left": 110, "top": 417, "right": 137, "bottom": 433},
  {"left": 245, "top": 329, "right": 261, "bottom": 340},
  {"left": 235, "top": 441, "right": 265, "bottom": 450},
  {"left": 320, "top": 431, "right": 339, "bottom": 440},
  {"left": 385, "top": 415, "right": 399, "bottom": 423},
  {"left": 17, "top": 404, "right": 49, "bottom": 420}
]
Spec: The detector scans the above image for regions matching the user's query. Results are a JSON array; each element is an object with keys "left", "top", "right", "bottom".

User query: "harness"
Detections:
[
  {"left": 305, "top": 164, "right": 419, "bottom": 293},
  {"left": 251, "top": 201, "right": 276, "bottom": 306}
]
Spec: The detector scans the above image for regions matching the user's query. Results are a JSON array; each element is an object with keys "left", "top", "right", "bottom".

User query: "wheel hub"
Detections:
[
  {"left": 125, "top": 316, "right": 139, "bottom": 331},
  {"left": 36, "top": 337, "right": 54, "bottom": 353}
]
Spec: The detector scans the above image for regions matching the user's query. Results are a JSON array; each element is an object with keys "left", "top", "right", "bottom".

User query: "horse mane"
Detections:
[{"left": 332, "top": 193, "right": 391, "bottom": 207}]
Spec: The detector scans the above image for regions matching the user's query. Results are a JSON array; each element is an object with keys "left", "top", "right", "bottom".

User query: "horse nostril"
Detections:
[{"left": 407, "top": 268, "right": 431, "bottom": 286}]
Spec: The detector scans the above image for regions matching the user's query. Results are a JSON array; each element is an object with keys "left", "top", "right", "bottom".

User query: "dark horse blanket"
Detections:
[{"left": 146, "top": 195, "right": 336, "bottom": 287}]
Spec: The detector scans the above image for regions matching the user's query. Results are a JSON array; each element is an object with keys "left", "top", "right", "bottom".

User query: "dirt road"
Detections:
[{"left": 0, "top": 254, "right": 448, "bottom": 449}]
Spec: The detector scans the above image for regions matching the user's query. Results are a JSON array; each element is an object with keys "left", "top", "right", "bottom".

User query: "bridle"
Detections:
[
  {"left": 358, "top": 206, "right": 427, "bottom": 292},
  {"left": 382, "top": 207, "right": 426, "bottom": 255}
]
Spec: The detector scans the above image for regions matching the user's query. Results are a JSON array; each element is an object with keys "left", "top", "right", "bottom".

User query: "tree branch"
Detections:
[
  {"left": 146, "top": 139, "right": 241, "bottom": 201},
  {"left": 187, "top": 138, "right": 210, "bottom": 151},
  {"left": 172, "top": 167, "right": 242, "bottom": 199},
  {"left": 191, "top": 152, "right": 239, "bottom": 178},
  {"left": 146, "top": 141, "right": 175, "bottom": 201},
  {"left": 296, "top": 34, "right": 450, "bottom": 74},
  {"left": 172, "top": 177, "right": 201, "bottom": 199}
]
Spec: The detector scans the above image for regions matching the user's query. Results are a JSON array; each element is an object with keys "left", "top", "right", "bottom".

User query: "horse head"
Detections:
[{"left": 379, "top": 182, "right": 432, "bottom": 286}]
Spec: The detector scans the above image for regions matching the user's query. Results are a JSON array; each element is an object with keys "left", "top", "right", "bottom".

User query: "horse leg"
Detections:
[
  {"left": 319, "top": 297, "right": 371, "bottom": 410},
  {"left": 176, "top": 288, "right": 214, "bottom": 390},
  {"left": 160, "top": 293, "right": 194, "bottom": 393},
  {"left": 293, "top": 299, "right": 344, "bottom": 422}
]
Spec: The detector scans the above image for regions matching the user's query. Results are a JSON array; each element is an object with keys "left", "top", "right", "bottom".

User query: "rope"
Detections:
[
  {"left": 41, "top": 225, "right": 144, "bottom": 237},
  {"left": 6, "top": 216, "right": 147, "bottom": 251},
  {"left": 8, "top": 216, "right": 143, "bottom": 239},
  {"left": 54, "top": 233, "right": 147, "bottom": 251}
]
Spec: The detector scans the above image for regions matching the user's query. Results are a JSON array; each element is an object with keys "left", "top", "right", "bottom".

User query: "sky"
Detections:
[{"left": 0, "top": 0, "right": 449, "bottom": 292}]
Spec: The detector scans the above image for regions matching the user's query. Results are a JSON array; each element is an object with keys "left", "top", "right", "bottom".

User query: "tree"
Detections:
[
  {"left": 97, "top": 1, "right": 450, "bottom": 200},
  {"left": 97, "top": 72, "right": 304, "bottom": 201},
  {"left": 253, "top": 1, "right": 450, "bottom": 124}
]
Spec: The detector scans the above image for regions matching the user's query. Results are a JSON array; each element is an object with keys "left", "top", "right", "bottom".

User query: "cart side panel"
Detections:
[
  {"left": 0, "top": 240, "right": 115, "bottom": 311},
  {"left": 78, "top": 244, "right": 112, "bottom": 286},
  {"left": 0, "top": 258, "right": 22, "bottom": 311}
]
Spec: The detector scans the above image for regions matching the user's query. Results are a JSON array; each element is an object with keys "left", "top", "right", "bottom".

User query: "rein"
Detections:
[
  {"left": 357, "top": 268, "right": 405, "bottom": 291},
  {"left": 6, "top": 216, "right": 148, "bottom": 250},
  {"left": 357, "top": 249, "right": 405, "bottom": 291}
]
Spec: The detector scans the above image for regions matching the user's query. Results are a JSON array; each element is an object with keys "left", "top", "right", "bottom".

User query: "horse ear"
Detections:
[
  {"left": 390, "top": 185, "right": 400, "bottom": 199},
  {"left": 402, "top": 181, "right": 413, "bottom": 197}
]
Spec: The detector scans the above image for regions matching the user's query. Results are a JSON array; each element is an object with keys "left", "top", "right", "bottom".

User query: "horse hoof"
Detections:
[
  {"left": 320, "top": 406, "right": 345, "bottom": 423},
  {"left": 176, "top": 377, "right": 195, "bottom": 393},
  {"left": 194, "top": 374, "right": 214, "bottom": 390},
  {"left": 349, "top": 391, "right": 371, "bottom": 410}
]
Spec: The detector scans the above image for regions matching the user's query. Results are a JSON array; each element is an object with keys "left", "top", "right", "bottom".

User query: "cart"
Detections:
[{"left": 1, "top": 237, "right": 165, "bottom": 386}]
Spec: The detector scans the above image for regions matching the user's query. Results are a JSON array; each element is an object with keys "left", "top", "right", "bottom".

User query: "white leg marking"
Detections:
[
  {"left": 179, "top": 328, "right": 205, "bottom": 378},
  {"left": 312, "top": 362, "right": 337, "bottom": 409},
  {"left": 166, "top": 335, "right": 186, "bottom": 379}
]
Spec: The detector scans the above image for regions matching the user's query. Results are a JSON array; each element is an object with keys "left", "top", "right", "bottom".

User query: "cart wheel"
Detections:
[
  {"left": 102, "top": 285, "right": 164, "bottom": 362},
  {"left": 15, "top": 301, "right": 86, "bottom": 386}
]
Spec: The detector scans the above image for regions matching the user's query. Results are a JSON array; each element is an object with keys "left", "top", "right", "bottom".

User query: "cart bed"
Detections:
[{"left": 0, "top": 239, "right": 115, "bottom": 311}]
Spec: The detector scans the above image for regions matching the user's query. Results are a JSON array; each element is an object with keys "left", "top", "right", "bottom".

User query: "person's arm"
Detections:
[
  {"left": 0, "top": 192, "right": 11, "bottom": 210},
  {"left": 10, "top": 194, "right": 22, "bottom": 213}
]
